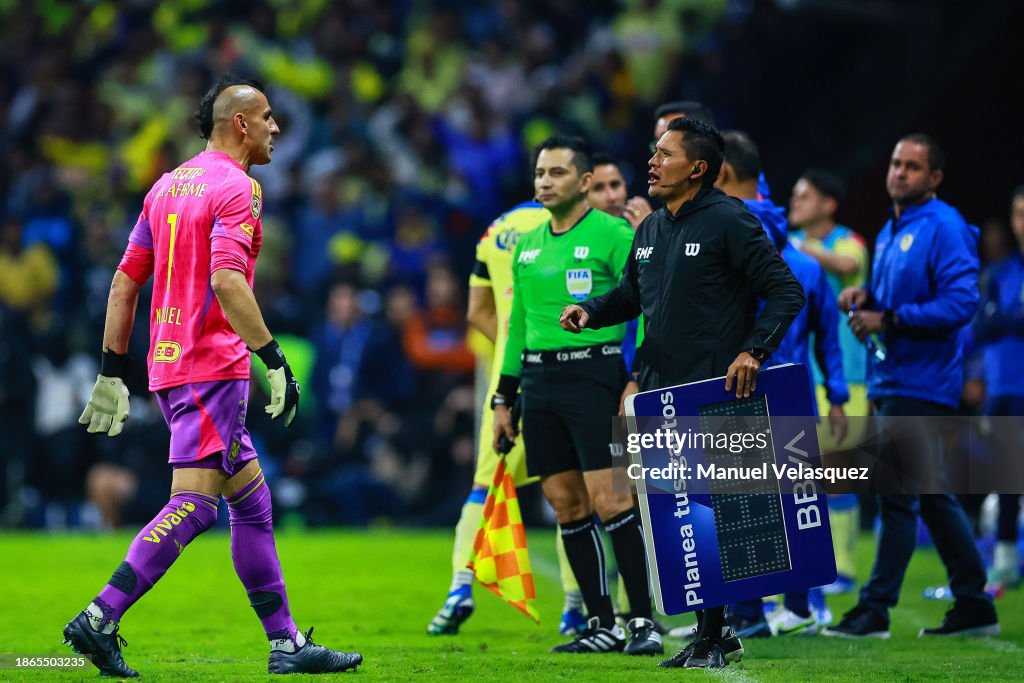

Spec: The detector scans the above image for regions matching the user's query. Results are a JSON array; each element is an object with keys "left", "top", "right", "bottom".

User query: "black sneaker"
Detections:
[
  {"left": 62, "top": 612, "right": 139, "bottom": 678},
  {"left": 726, "top": 612, "right": 772, "bottom": 638},
  {"left": 550, "top": 617, "right": 625, "bottom": 653},
  {"left": 659, "top": 626, "right": 743, "bottom": 667},
  {"left": 683, "top": 636, "right": 727, "bottom": 669},
  {"left": 821, "top": 604, "right": 890, "bottom": 639},
  {"left": 268, "top": 627, "right": 362, "bottom": 674},
  {"left": 919, "top": 604, "right": 999, "bottom": 637},
  {"left": 624, "top": 618, "right": 664, "bottom": 656}
]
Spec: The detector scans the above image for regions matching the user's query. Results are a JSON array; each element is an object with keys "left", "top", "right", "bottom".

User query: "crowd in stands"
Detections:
[
  {"left": 1, "top": 0, "right": 1020, "bottom": 565},
  {"left": 0, "top": 0, "right": 732, "bottom": 527}
]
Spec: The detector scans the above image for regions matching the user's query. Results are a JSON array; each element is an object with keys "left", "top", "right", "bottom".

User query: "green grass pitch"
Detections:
[{"left": 1, "top": 528, "right": 1022, "bottom": 681}]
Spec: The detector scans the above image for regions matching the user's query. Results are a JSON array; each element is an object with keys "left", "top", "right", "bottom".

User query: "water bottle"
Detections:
[{"left": 849, "top": 304, "right": 887, "bottom": 362}]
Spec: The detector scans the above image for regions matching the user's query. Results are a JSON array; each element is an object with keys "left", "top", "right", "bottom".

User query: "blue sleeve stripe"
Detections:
[{"left": 466, "top": 488, "right": 488, "bottom": 505}]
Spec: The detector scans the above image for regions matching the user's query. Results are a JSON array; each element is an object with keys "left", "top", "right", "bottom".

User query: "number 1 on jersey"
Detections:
[{"left": 166, "top": 213, "right": 178, "bottom": 289}]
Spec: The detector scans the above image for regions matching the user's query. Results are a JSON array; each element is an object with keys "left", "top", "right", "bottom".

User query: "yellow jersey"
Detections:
[{"left": 468, "top": 201, "right": 551, "bottom": 380}]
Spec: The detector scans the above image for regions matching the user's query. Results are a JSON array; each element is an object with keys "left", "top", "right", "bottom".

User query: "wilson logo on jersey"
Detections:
[
  {"left": 574, "top": 246, "right": 589, "bottom": 261},
  {"left": 685, "top": 243, "right": 701, "bottom": 256},
  {"left": 153, "top": 341, "right": 181, "bottom": 363},
  {"left": 636, "top": 246, "right": 654, "bottom": 261}
]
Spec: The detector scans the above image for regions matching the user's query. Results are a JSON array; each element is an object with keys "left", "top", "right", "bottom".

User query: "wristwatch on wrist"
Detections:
[
  {"left": 746, "top": 347, "right": 769, "bottom": 363},
  {"left": 882, "top": 309, "right": 898, "bottom": 329},
  {"left": 490, "top": 393, "right": 508, "bottom": 410}
]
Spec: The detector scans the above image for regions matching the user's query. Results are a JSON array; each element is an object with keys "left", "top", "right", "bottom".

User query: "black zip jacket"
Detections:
[{"left": 579, "top": 186, "right": 805, "bottom": 390}]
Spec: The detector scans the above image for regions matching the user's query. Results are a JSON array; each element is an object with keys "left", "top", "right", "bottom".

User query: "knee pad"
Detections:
[{"left": 247, "top": 589, "right": 284, "bottom": 618}]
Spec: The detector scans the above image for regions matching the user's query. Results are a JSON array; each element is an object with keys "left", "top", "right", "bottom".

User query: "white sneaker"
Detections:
[
  {"left": 667, "top": 619, "right": 699, "bottom": 640},
  {"left": 989, "top": 541, "right": 1021, "bottom": 588},
  {"left": 768, "top": 607, "right": 818, "bottom": 636}
]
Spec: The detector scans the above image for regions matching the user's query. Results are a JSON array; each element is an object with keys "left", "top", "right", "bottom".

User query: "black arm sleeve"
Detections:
[
  {"left": 727, "top": 210, "right": 806, "bottom": 356},
  {"left": 580, "top": 230, "right": 642, "bottom": 329}
]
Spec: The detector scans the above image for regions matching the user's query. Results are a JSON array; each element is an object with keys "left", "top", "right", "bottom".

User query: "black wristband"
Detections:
[
  {"left": 496, "top": 374, "right": 521, "bottom": 401},
  {"left": 253, "top": 339, "right": 286, "bottom": 370},
  {"left": 746, "top": 347, "right": 769, "bottom": 363},
  {"left": 100, "top": 350, "right": 132, "bottom": 379}
]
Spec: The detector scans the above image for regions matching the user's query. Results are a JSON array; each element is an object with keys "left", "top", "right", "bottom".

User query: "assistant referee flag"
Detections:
[{"left": 468, "top": 456, "right": 540, "bottom": 623}]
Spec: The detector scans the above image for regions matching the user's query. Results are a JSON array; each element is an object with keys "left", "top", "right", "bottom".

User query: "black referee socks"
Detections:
[
  {"left": 560, "top": 517, "right": 616, "bottom": 629},
  {"left": 605, "top": 509, "right": 653, "bottom": 620},
  {"left": 699, "top": 606, "right": 726, "bottom": 641}
]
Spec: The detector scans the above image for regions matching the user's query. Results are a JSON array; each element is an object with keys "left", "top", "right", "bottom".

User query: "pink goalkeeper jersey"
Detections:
[{"left": 118, "top": 150, "right": 264, "bottom": 391}]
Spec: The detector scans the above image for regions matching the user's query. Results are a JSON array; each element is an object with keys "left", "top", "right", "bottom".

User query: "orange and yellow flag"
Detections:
[{"left": 468, "top": 456, "right": 540, "bottom": 623}]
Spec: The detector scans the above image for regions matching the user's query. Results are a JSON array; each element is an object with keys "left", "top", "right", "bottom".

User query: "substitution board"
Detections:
[{"left": 623, "top": 364, "right": 837, "bottom": 615}]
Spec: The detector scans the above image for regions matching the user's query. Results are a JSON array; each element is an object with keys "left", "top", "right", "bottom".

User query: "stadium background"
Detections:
[{"left": 1, "top": 1, "right": 1024, "bottom": 678}]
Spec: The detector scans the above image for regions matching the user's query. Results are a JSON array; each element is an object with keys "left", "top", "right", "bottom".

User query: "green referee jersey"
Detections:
[{"left": 501, "top": 208, "right": 635, "bottom": 377}]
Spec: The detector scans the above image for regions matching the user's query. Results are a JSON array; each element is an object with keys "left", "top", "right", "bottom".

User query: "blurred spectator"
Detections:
[
  {"left": 398, "top": 7, "right": 467, "bottom": 113},
  {"left": 0, "top": 0, "right": 736, "bottom": 529},
  {"left": 294, "top": 176, "right": 353, "bottom": 294},
  {"left": 0, "top": 215, "right": 59, "bottom": 330},
  {"left": 973, "top": 187, "right": 1024, "bottom": 589},
  {"left": 313, "top": 282, "right": 377, "bottom": 442},
  {"left": 0, "top": 307, "right": 36, "bottom": 525},
  {"left": 611, "top": 0, "right": 685, "bottom": 105},
  {"left": 28, "top": 322, "right": 96, "bottom": 526},
  {"left": 402, "top": 263, "right": 475, "bottom": 382}
]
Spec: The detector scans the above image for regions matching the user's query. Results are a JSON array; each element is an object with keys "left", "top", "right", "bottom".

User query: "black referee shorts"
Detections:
[{"left": 520, "top": 347, "right": 626, "bottom": 478}]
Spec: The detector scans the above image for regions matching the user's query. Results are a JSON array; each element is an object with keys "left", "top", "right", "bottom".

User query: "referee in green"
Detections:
[{"left": 492, "top": 136, "right": 662, "bottom": 656}]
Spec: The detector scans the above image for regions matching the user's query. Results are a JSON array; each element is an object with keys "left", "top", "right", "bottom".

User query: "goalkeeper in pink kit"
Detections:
[{"left": 63, "top": 76, "right": 362, "bottom": 677}]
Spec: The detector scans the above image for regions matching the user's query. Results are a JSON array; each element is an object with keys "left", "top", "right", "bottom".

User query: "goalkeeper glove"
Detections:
[
  {"left": 79, "top": 350, "right": 132, "bottom": 437},
  {"left": 254, "top": 339, "right": 300, "bottom": 427}
]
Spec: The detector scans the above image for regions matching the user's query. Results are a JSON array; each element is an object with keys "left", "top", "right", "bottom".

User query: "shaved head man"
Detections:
[
  {"left": 202, "top": 82, "right": 279, "bottom": 169},
  {"left": 63, "top": 75, "right": 362, "bottom": 676}
]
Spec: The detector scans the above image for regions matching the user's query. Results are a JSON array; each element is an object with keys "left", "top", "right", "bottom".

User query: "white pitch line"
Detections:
[
  {"left": 977, "top": 638, "right": 1024, "bottom": 655},
  {"left": 710, "top": 665, "right": 763, "bottom": 683}
]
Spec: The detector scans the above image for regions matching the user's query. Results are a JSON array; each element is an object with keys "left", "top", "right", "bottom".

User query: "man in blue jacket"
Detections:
[
  {"left": 826, "top": 134, "right": 998, "bottom": 638},
  {"left": 973, "top": 185, "right": 1024, "bottom": 589},
  {"left": 716, "top": 130, "right": 848, "bottom": 637}
]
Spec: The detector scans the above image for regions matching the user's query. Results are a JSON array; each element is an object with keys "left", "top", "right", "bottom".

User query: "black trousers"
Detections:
[{"left": 859, "top": 396, "right": 991, "bottom": 617}]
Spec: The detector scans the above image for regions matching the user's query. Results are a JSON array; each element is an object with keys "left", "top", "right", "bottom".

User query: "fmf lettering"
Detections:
[
  {"left": 518, "top": 249, "right": 541, "bottom": 264},
  {"left": 636, "top": 246, "right": 654, "bottom": 260}
]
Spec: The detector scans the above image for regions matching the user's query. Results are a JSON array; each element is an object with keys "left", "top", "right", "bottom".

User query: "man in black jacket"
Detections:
[{"left": 560, "top": 117, "right": 805, "bottom": 668}]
